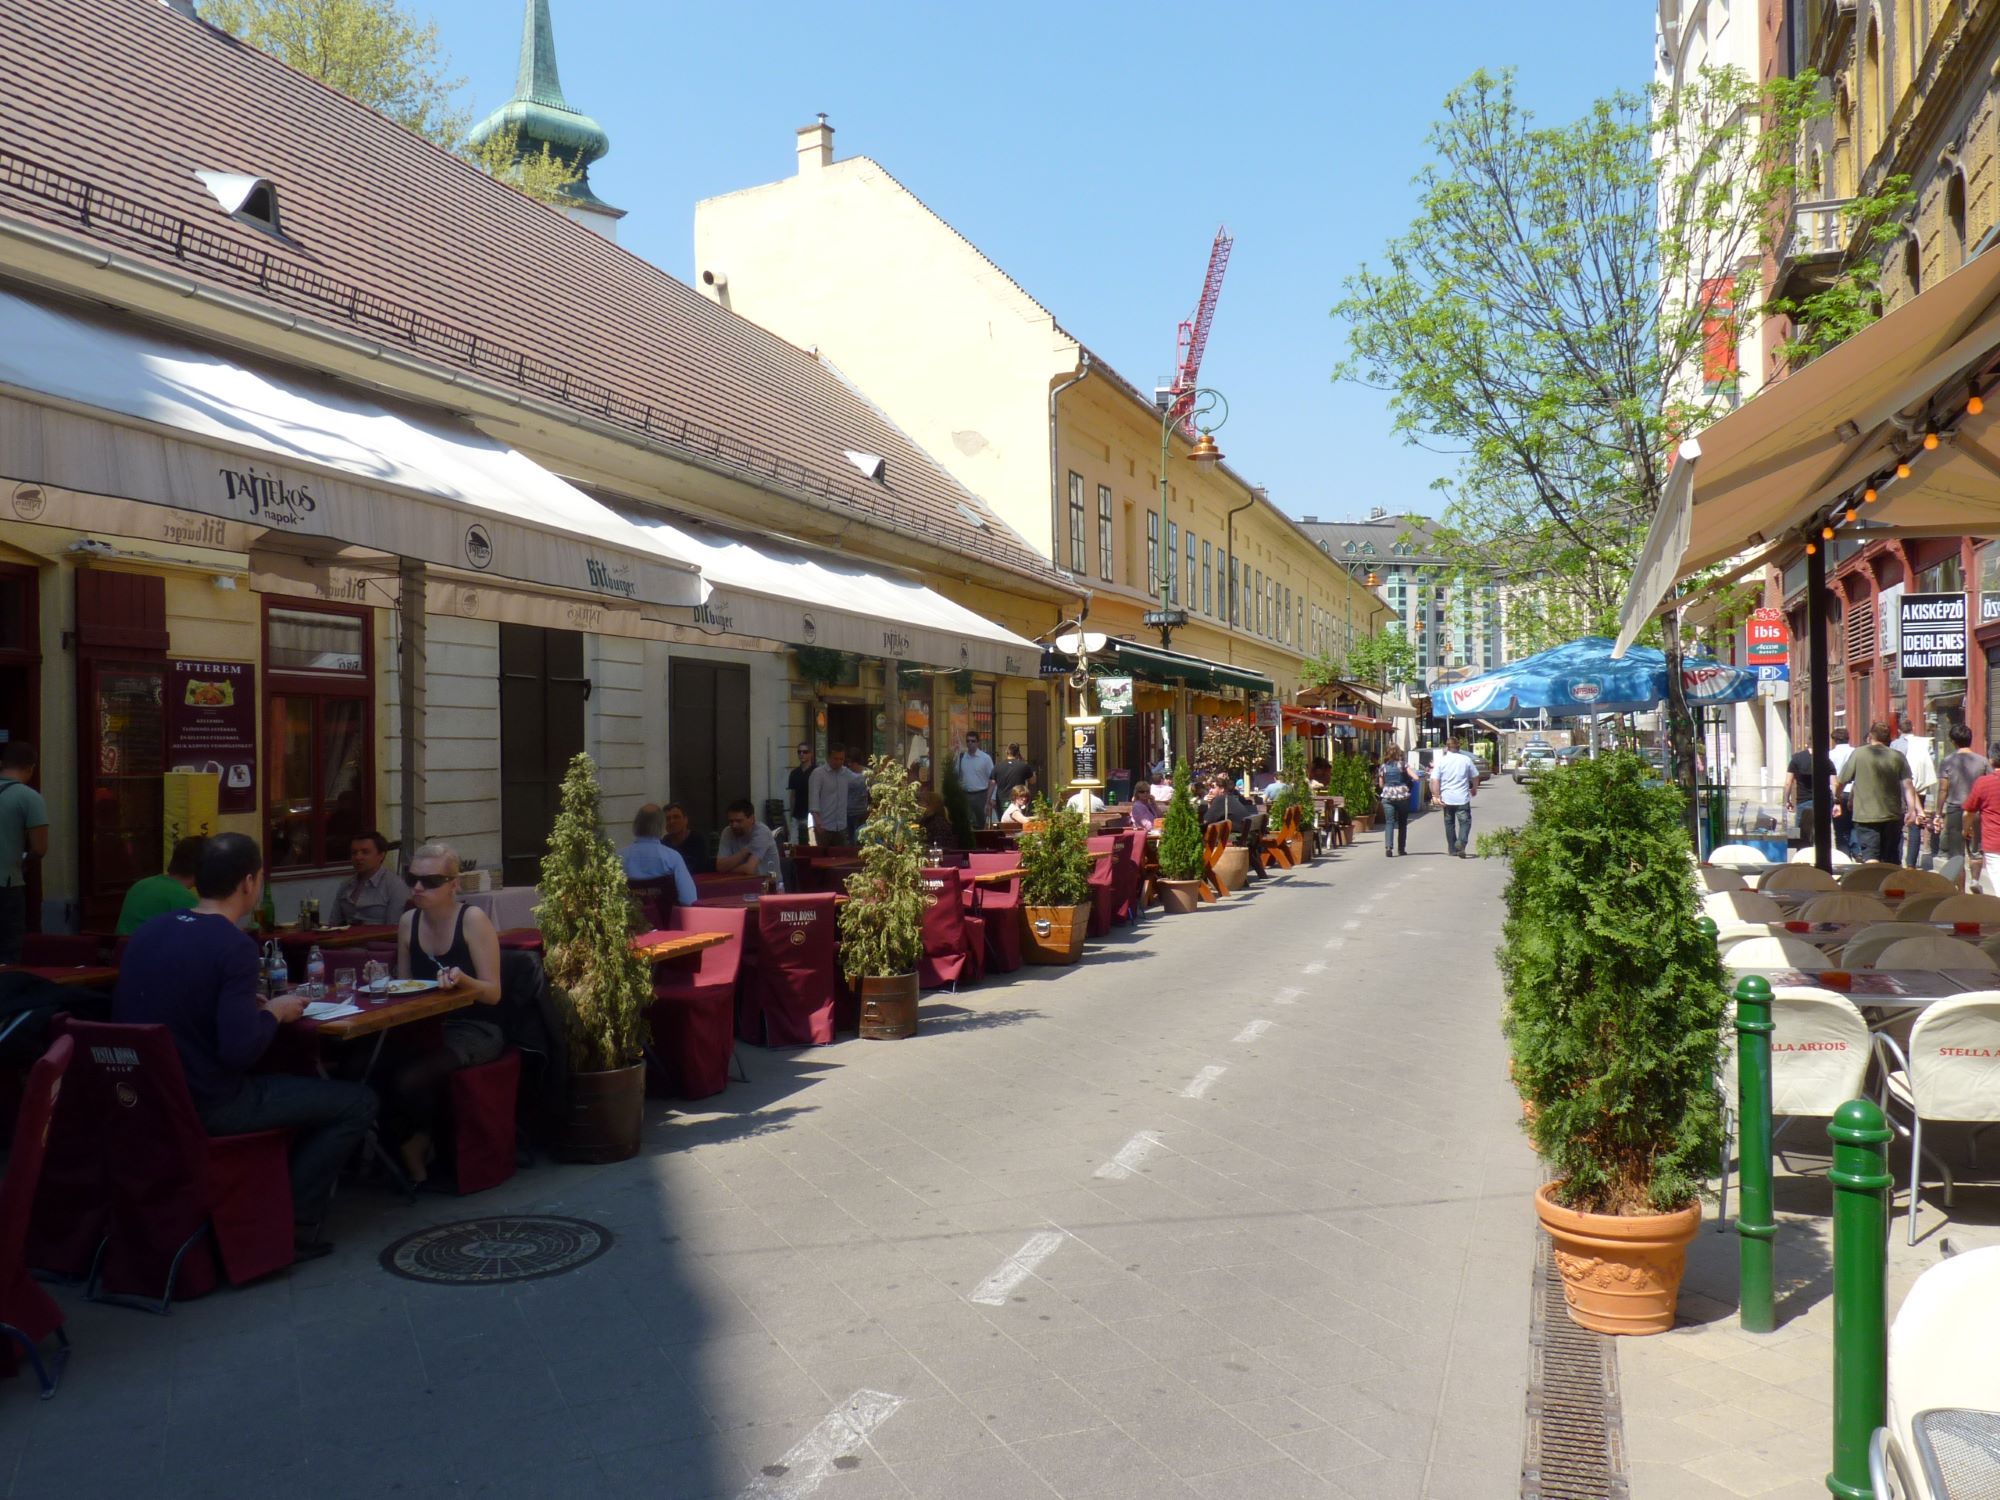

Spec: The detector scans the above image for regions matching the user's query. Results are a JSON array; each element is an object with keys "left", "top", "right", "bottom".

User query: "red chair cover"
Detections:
[
  {"left": 27, "top": 1019, "right": 108, "bottom": 1280},
  {"left": 964, "top": 854, "right": 1023, "bottom": 973},
  {"left": 692, "top": 874, "right": 763, "bottom": 901},
  {"left": 1, "top": 1035, "right": 72, "bottom": 1390},
  {"left": 495, "top": 928, "right": 545, "bottom": 952},
  {"left": 1086, "top": 838, "right": 1121, "bottom": 939},
  {"left": 1111, "top": 833, "right": 1144, "bottom": 924},
  {"left": 628, "top": 876, "right": 679, "bottom": 931},
  {"left": 753, "top": 895, "right": 840, "bottom": 1046},
  {"left": 918, "top": 869, "right": 980, "bottom": 990},
  {"left": 649, "top": 907, "right": 747, "bottom": 1099},
  {"left": 448, "top": 1048, "right": 520, "bottom": 1195},
  {"left": 62, "top": 1021, "right": 294, "bottom": 1307}
]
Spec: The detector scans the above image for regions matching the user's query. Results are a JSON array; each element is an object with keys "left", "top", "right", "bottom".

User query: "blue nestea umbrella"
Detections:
[{"left": 1437, "top": 636, "right": 1758, "bottom": 719}]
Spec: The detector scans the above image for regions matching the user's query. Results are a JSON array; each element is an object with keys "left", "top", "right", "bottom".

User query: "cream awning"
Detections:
[
  {"left": 0, "top": 286, "right": 703, "bottom": 608},
  {"left": 1615, "top": 247, "right": 2000, "bottom": 651}
]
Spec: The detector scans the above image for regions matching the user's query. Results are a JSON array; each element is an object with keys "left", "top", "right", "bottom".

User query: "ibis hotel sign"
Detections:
[{"left": 1898, "top": 592, "right": 1968, "bottom": 679}]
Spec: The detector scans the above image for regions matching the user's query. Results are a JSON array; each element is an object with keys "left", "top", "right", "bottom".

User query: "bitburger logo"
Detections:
[
  {"left": 464, "top": 524, "right": 494, "bottom": 571},
  {"left": 9, "top": 483, "right": 45, "bottom": 521}
]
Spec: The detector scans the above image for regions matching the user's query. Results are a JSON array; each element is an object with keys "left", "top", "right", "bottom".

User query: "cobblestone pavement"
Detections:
[{"left": 3, "top": 793, "right": 1537, "bottom": 1500}]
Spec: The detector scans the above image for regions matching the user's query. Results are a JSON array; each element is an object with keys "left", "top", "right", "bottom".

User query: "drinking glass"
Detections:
[
  {"left": 362, "top": 959, "right": 387, "bottom": 994},
  {"left": 334, "top": 968, "right": 357, "bottom": 1002}
]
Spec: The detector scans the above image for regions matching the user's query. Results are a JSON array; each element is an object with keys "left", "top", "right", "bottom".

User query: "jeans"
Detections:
[
  {"left": 1379, "top": 798, "right": 1409, "bottom": 854},
  {"left": 1944, "top": 806, "right": 1966, "bottom": 861},
  {"left": 966, "top": 798, "right": 991, "bottom": 831},
  {"left": 1442, "top": 803, "right": 1472, "bottom": 856},
  {"left": 1793, "top": 800, "right": 1816, "bottom": 850},
  {"left": 1851, "top": 821, "right": 1902, "bottom": 865},
  {"left": 200, "top": 1074, "right": 378, "bottom": 1229},
  {"left": 1904, "top": 817, "right": 1938, "bottom": 870},
  {"left": 0, "top": 884, "right": 24, "bottom": 965}
]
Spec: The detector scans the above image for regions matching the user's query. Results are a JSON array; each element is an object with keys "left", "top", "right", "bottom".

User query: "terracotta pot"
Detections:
[
  {"left": 1353, "top": 814, "right": 1375, "bottom": 834},
  {"left": 1534, "top": 1181, "right": 1701, "bottom": 1336},
  {"left": 1021, "top": 903, "right": 1090, "bottom": 964},
  {"left": 1214, "top": 847, "right": 1250, "bottom": 892},
  {"left": 858, "top": 972, "right": 920, "bottom": 1039},
  {"left": 556, "top": 1063, "right": 645, "bottom": 1164},
  {"left": 1156, "top": 878, "right": 1202, "bottom": 915}
]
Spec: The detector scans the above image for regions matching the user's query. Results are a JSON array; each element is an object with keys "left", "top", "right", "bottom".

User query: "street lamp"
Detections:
[
  {"left": 1148, "top": 386, "right": 1227, "bottom": 650},
  {"left": 1338, "top": 560, "right": 1380, "bottom": 689}
]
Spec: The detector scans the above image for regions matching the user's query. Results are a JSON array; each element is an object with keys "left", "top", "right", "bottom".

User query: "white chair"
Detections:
[
  {"left": 1703, "top": 890, "right": 1785, "bottom": 924},
  {"left": 1875, "top": 993, "right": 2000, "bottom": 1242},
  {"left": 1840, "top": 862, "right": 1902, "bottom": 892},
  {"left": 1895, "top": 894, "right": 1951, "bottom": 923},
  {"left": 1722, "top": 935, "right": 1833, "bottom": 971},
  {"left": 1929, "top": 893, "right": 2000, "bottom": 925},
  {"left": 1874, "top": 937, "right": 1999, "bottom": 974},
  {"left": 1717, "top": 988, "right": 1872, "bottom": 1229},
  {"left": 1708, "top": 844, "right": 1773, "bottom": 870},
  {"left": 1789, "top": 844, "right": 1855, "bottom": 867},
  {"left": 1715, "top": 924, "right": 1784, "bottom": 960},
  {"left": 1797, "top": 892, "right": 1895, "bottom": 923},
  {"left": 1697, "top": 867, "right": 1748, "bottom": 893},
  {"left": 1881, "top": 869, "right": 1960, "bottom": 899},
  {"left": 1844, "top": 924, "right": 1963, "bottom": 971},
  {"left": 1870, "top": 1246, "right": 2000, "bottom": 1500},
  {"left": 1759, "top": 865, "right": 1840, "bottom": 893}
]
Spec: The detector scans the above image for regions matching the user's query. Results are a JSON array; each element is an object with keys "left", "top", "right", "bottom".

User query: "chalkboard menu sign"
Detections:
[{"left": 1067, "top": 716, "right": 1104, "bottom": 788}]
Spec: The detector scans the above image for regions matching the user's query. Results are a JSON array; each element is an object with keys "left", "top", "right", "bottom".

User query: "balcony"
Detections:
[
  {"left": 1774, "top": 199, "right": 1854, "bottom": 301},
  {"left": 1804, "top": 0, "right": 1857, "bottom": 74}
]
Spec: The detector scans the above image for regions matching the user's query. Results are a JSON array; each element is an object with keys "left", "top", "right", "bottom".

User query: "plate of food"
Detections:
[{"left": 362, "top": 978, "right": 440, "bottom": 997}]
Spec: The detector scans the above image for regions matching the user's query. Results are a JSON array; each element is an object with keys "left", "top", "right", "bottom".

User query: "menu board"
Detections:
[
  {"left": 166, "top": 659, "right": 257, "bottom": 812},
  {"left": 1067, "top": 716, "right": 1104, "bottom": 788},
  {"left": 97, "top": 669, "right": 164, "bottom": 777}
]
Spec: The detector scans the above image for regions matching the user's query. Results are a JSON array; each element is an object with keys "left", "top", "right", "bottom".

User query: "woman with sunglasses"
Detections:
[{"left": 388, "top": 842, "right": 504, "bottom": 1185}]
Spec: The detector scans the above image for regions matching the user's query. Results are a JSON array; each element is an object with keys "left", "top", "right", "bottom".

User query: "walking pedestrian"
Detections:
[
  {"left": 1375, "top": 745, "right": 1414, "bottom": 857},
  {"left": 786, "top": 741, "right": 817, "bottom": 846},
  {"left": 1961, "top": 745, "right": 2000, "bottom": 894},
  {"left": 0, "top": 741, "right": 48, "bottom": 965},
  {"left": 1829, "top": 727, "right": 1856, "bottom": 855},
  {"left": 807, "top": 746, "right": 853, "bottom": 845},
  {"left": 1836, "top": 721, "right": 1919, "bottom": 865},
  {"left": 957, "top": 732, "right": 996, "bottom": 828},
  {"left": 1937, "top": 723, "right": 1988, "bottom": 867},
  {"left": 1432, "top": 735, "right": 1479, "bottom": 858}
]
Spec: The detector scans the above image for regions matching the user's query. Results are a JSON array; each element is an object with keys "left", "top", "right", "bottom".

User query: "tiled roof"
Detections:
[
  {"left": 1297, "top": 515, "right": 1450, "bottom": 565},
  {"left": 0, "top": 0, "right": 1062, "bottom": 587}
]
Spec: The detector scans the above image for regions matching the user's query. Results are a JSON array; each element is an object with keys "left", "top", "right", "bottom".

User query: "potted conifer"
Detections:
[
  {"left": 839, "top": 755, "right": 928, "bottom": 1039},
  {"left": 1495, "top": 750, "right": 1728, "bottom": 1335},
  {"left": 1017, "top": 797, "right": 1091, "bottom": 963},
  {"left": 540, "top": 752, "right": 654, "bottom": 1163},
  {"left": 1154, "top": 759, "right": 1205, "bottom": 914},
  {"left": 1268, "top": 740, "right": 1316, "bottom": 865}
]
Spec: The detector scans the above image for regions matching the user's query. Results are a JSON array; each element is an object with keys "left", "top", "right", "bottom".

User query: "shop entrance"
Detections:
[
  {"left": 0, "top": 565, "right": 41, "bottom": 929},
  {"left": 667, "top": 660, "right": 750, "bottom": 835},
  {"left": 824, "top": 702, "right": 872, "bottom": 764},
  {"left": 75, "top": 571, "right": 168, "bottom": 931},
  {"left": 499, "top": 624, "right": 588, "bottom": 888}
]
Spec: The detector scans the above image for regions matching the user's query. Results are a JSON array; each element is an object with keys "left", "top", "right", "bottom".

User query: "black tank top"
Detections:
[{"left": 407, "top": 904, "right": 474, "bottom": 981}]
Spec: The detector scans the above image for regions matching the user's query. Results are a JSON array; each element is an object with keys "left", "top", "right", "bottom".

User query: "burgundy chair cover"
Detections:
[
  {"left": 692, "top": 874, "right": 764, "bottom": 901},
  {"left": 918, "top": 869, "right": 981, "bottom": 990},
  {"left": 628, "top": 876, "right": 679, "bottom": 931},
  {"left": 27, "top": 1018, "right": 108, "bottom": 1280},
  {"left": 1111, "top": 833, "right": 1144, "bottom": 925},
  {"left": 20, "top": 935, "right": 107, "bottom": 967},
  {"left": 495, "top": 928, "right": 545, "bottom": 952},
  {"left": 753, "top": 895, "right": 840, "bottom": 1046},
  {"left": 1086, "top": 837, "right": 1121, "bottom": 939},
  {"left": 1, "top": 1035, "right": 72, "bottom": 1392},
  {"left": 962, "top": 854, "right": 1022, "bottom": 973},
  {"left": 62, "top": 1021, "right": 295, "bottom": 1307},
  {"left": 448, "top": 1048, "right": 520, "bottom": 1195},
  {"left": 648, "top": 907, "right": 748, "bottom": 1100}
]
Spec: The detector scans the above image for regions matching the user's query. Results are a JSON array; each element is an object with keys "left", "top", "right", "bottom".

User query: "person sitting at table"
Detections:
[
  {"left": 918, "top": 790, "right": 957, "bottom": 851},
  {"left": 115, "top": 835, "right": 206, "bottom": 935},
  {"left": 1000, "top": 783, "right": 1035, "bottom": 826},
  {"left": 1203, "top": 775, "right": 1267, "bottom": 881},
  {"left": 1127, "top": 784, "right": 1159, "bottom": 830},
  {"left": 335, "top": 829, "right": 411, "bottom": 926},
  {"left": 715, "top": 799, "right": 780, "bottom": 880},
  {"left": 620, "top": 805, "right": 698, "bottom": 905},
  {"left": 388, "top": 842, "right": 505, "bottom": 1186},
  {"left": 1065, "top": 786, "right": 1106, "bottom": 816},
  {"left": 114, "top": 833, "right": 376, "bottom": 1256},
  {"left": 663, "top": 802, "right": 714, "bottom": 874}
]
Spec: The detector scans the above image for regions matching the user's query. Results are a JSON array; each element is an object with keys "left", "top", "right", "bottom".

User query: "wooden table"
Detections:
[
  {"left": 276, "top": 924, "right": 400, "bottom": 952},
  {"left": 1741, "top": 968, "right": 1984, "bottom": 1004},
  {"left": 968, "top": 867, "right": 1022, "bottom": 886},
  {"left": 302, "top": 985, "right": 474, "bottom": 1042},
  {"left": 0, "top": 964, "right": 119, "bottom": 989},
  {"left": 633, "top": 929, "right": 734, "bottom": 964}
]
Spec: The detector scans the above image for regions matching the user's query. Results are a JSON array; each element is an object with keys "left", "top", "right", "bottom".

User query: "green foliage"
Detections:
[
  {"left": 1496, "top": 751, "right": 1727, "bottom": 1215},
  {"left": 1017, "top": 798, "right": 1090, "bottom": 908},
  {"left": 537, "top": 753, "right": 651, "bottom": 1073},
  {"left": 939, "top": 749, "right": 975, "bottom": 850},
  {"left": 1194, "top": 719, "right": 1269, "bottom": 779},
  {"left": 1768, "top": 175, "right": 1918, "bottom": 366},
  {"left": 838, "top": 756, "right": 927, "bottom": 981},
  {"left": 464, "top": 123, "right": 584, "bottom": 206},
  {"left": 1269, "top": 739, "right": 1317, "bottom": 835},
  {"left": 1345, "top": 627, "right": 1419, "bottom": 691},
  {"left": 1325, "top": 753, "right": 1377, "bottom": 819},
  {"left": 1156, "top": 759, "right": 1204, "bottom": 882}
]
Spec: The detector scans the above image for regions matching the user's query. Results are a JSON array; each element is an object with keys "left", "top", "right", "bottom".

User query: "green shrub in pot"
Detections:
[
  {"left": 1018, "top": 797, "right": 1090, "bottom": 908},
  {"left": 1156, "top": 760, "right": 1204, "bottom": 883},
  {"left": 838, "top": 755, "right": 928, "bottom": 984}
]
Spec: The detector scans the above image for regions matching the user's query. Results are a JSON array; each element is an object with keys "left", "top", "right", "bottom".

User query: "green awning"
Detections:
[{"left": 1098, "top": 639, "right": 1274, "bottom": 695}]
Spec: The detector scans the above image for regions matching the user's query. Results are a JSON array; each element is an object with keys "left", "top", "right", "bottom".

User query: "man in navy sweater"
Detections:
[{"left": 115, "top": 833, "right": 376, "bottom": 1256}]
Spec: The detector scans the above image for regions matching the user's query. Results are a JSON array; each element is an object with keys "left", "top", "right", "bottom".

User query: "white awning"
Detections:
[
  {"left": 623, "top": 512, "right": 1041, "bottom": 676},
  {"left": 0, "top": 286, "right": 702, "bottom": 608}
]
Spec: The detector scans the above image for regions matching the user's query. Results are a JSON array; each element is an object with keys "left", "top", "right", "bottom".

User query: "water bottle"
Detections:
[
  {"left": 267, "top": 941, "right": 289, "bottom": 1000},
  {"left": 305, "top": 944, "right": 326, "bottom": 996}
]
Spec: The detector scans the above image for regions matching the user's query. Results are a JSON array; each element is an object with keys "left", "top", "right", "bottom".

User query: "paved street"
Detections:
[{"left": 4, "top": 793, "right": 1537, "bottom": 1500}]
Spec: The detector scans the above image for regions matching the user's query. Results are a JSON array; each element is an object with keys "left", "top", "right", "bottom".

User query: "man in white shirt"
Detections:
[
  {"left": 1892, "top": 730, "right": 1939, "bottom": 867},
  {"left": 714, "top": 799, "right": 781, "bottom": 880},
  {"left": 957, "top": 733, "right": 996, "bottom": 828},
  {"left": 1829, "top": 727, "right": 1855, "bottom": 856},
  {"left": 1065, "top": 787, "right": 1106, "bottom": 816},
  {"left": 806, "top": 747, "right": 853, "bottom": 844},
  {"left": 1431, "top": 736, "right": 1480, "bottom": 859}
]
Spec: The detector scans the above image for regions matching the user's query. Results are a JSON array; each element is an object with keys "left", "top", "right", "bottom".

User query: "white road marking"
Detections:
[
  {"left": 1233, "top": 1019, "right": 1273, "bottom": 1043},
  {"left": 1181, "top": 1066, "right": 1227, "bottom": 1098},
  {"left": 1342, "top": 919, "right": 1361, "bottom": 931},
  {"left": 1302, "top": 960, "right": 1328, "bottom": 975},
  {"left": 1324, "top": 935, "right": 1346, "bottom": 950},
  {"left": 968, "top": 1229, "right": 1068, "bottom": 1306},
  {"left": 1095, "top": 1130, "right": 1166, "bottom": 1178},
  {"left": 1273, "top": 986, "right": 1303, "bottom": 1005},
  {"left": 737, "top": 1389, "right": 905, "bottom": 1498}
]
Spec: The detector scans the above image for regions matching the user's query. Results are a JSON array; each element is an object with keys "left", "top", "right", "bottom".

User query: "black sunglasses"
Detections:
[{"left": 411, "top": 872, "right": 457, "bottom": 890}]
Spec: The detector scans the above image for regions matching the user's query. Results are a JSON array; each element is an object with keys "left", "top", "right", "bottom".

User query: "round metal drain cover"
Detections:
[{"left": 379, "top": 1215, "right": 613, "bottom": 1286}]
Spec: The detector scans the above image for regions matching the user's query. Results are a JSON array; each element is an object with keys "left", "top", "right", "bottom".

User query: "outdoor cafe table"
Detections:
[
  {"left": 633, "top": 929, "right": 733, "bottom": 965},
  {"left": 277, "top": 923, "right": 400, "bottom": 955},
  {"left": 1743, "top": 920, "right": 2000, "bottom": 948},
  {"left": 968, "top": 867, "right": 1021, "bottom": 886},
  {"left": 0, "top": 964, "right": 118, "bottom": 989},
  {"left": 1741, "top": 968, "right": 1988, "bottom": 1005}
]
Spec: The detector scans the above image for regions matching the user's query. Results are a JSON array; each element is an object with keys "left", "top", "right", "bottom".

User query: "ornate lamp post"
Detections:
[{"left": 1150, "top": 388, "right": 1227, "bottom": 650}]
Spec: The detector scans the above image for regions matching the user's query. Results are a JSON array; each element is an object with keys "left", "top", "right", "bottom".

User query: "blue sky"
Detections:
[{"left": 421, "top": 1, "right": 1648, "bottom": 526}]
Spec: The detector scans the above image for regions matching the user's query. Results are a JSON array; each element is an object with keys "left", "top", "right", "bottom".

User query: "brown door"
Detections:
[
  {"left": 499, "top": 625, "right": 588, "bottom": 888},
  {"left": 1026, "top": 690, "right": 1051, "bottom": 791},
  {"left": 667, "top": 660, "right": 750, "bottom": 835},
  {"left": 0, "top": 566, "right": 41, "bottom": 928},
  {"left": 824, "top": 703, "right": 870, "bottom": 765},
  {"left": 75, "top": 571, "right": 170, "bottom": 931}
]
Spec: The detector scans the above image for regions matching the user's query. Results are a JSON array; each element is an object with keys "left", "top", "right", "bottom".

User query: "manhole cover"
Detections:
[{"left": 379, "top": 1215, "right": 613, "bottom": 1285}]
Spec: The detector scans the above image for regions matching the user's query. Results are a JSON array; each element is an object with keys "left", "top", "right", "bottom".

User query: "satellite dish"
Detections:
[{"left": 1053, "top": 630, "right": 1107, "bottom": 655}]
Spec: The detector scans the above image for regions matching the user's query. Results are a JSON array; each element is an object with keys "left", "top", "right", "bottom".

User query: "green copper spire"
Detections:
[{"left": 468, "top": 0, "right": 621, "bottom": 219}]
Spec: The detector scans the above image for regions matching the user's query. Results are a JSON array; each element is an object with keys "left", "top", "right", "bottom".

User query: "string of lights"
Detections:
[{"left": 1799, "top": 380, "right": 1991, "bottom": 556}]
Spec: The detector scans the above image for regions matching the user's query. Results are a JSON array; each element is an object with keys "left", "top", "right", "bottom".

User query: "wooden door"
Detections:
[
  {"left": 75, "top": 571, "right": 170, "bottom": 931},
  {"left": 0, "top": 566, "right": 41, "bottom": 927},
  {"left": 499, "top": 624, "right": 587, "bottom": 887},
  {"left": 1026, "top": 690, "right": 1051, "bottom": 792},
  {"left": 668, "top": 660, "right": 749, "bottom": 833}
]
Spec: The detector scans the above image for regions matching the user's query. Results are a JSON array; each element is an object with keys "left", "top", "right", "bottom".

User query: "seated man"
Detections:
[
  {"left": 1065, "top": 786, "right": 1106, "bottom": 816},
  {"left": 335, "top": 829, "right": 411, "bottom": 925},
  {"left": 714, "top": 799, "right": 781, "bottom": 880},
  {"left": 113, "top": 833, "right": 377, "bottom": 1256},
  {"left": 620, "top": 804, "right": 697, "bottom": 905},
  {"left": 663, "top": 801, "right": 714, "bottom": 874},
  {"left": 1202, "top": 776, "right": 1267, "bottom": 879},
  {"left": 115, "top": 834, "right": 206, "bottom": 935}
]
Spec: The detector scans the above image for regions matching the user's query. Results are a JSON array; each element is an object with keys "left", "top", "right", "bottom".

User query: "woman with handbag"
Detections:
[{"left": 1376, "top": 745, "right": 1415, "bottom": 857}]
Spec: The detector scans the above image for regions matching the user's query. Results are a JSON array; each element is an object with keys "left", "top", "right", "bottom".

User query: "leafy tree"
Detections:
[
  {"left": 1334, "top": 66, "right": 1909, "bottom": 784},
  {"left": 1156, "top": 759, "right": 1204, "bottom": 881},
  {"left": 537, "top": 752, "right": 650, "bottom": 1073},
  {"left": 838, "top": 756, "right": 927, "bottom": 982},
  {"left": 463, "top": 124, "right": 585, "bottom": 206},
  {"left": 1194, "top": 719, "right": 1269, "bottom": 783},
  {"left": 1347, "top": 626, "right": 1418, "bottom": 692}
]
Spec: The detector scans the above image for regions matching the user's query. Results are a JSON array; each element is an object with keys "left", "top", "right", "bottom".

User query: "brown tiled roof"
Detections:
[{"left": 0, "top": 0, "right": 1062, "bottom": 586}]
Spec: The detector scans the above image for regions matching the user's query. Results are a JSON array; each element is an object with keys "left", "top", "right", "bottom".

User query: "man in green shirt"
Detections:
[
  {"left": 0, "top": 741, "right": 49, "bottom": 963},
  {"left": 1836, "top": 721, "right": 1919, "bottom": 865},
  {"left": 116, "top": 836, "right": 207, "bottom": 935}
]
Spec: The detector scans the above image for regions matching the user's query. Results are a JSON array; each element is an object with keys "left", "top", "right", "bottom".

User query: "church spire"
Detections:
[{"left": 467, "top": 0, "right": 624, "bottom": 236}]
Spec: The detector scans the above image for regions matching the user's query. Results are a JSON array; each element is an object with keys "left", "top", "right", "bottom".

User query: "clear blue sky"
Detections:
[{"left": 421, "top": 1, "right": 1648, "bottom": 527}]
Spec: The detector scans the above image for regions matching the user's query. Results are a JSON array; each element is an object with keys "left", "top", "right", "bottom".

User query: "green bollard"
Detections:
[
  {"left": 1734, "top": 973, "right": 1776, "bottom": 1333},
  {"left": 1697, "top": 915, "right": 1719, "bottom": 944},
  {"left": 1826, "top": 1098, "right": 1892, "bottom": 1500}
]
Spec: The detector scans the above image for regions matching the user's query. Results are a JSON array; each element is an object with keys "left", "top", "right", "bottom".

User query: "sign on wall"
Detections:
[
  {"left": 1066, "top": 716, "right": 1104, "bottom": 788},
  {"left": 1745, "top": 607, "right": 1789, "bottom": 667},
  {"left": 166, "top": 659, "right": 257, "bottom": 812},
  {"left": 1897, "top": 592, "right": 1968, "bottom": 680},
  {"left": 1095, "top": 676, "right": 1134, "bottom": 716}
]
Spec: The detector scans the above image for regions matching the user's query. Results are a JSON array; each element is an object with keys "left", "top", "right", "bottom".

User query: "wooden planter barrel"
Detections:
[
  {"left": 556, "top": 1063, "right": 645, "bottom": 1164},
  {"left": 1021, "top": 903, "right": 1089, "bottom": 964},
  {"left": 858, "top": 972, "right": 920, "bottom": 1039}
]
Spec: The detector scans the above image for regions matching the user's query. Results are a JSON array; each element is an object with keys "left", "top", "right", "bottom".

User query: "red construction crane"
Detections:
[{"left": 1167, "top": 225, "right": 1234, "bottom": 438}]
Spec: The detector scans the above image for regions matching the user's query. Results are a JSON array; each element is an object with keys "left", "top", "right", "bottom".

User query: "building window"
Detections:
[
  {"left": 1068, "top": 472, "right": 1086, "bottom": 573},
  {"left": 1167, "top": 521, "right": 1179, "bottom": 604},
  {"left": 264, "top": 600, "right": 372, "bottom": 870},
  {"left": 1147, "top": 513, "right": 1160, "bottom": 598},
  {"left": 1255, "top": 570, "right": 1265, "bottom": 634},
  {"left": 1186, "top": 529, "right": 1198, "bottom": 610},
  {"left": 1229, "top": 556, "right": 1239, "bottom": 625},
  {"left": 1202, "top": 541, "right": 1213, "bottom": 616},
  {"left": 1097, "top": 485, "right": 1114, "bottom": 580}
]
